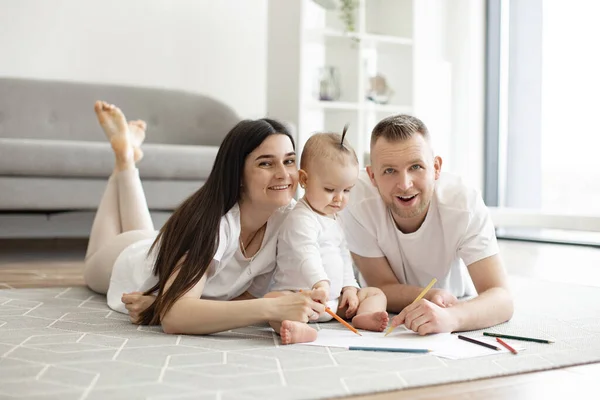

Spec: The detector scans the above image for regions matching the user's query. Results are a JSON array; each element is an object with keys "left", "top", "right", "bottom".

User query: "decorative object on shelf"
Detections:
[
  {"left": 366, "top": 73, "right": 394, "bottom": 104},
  {"left": 312, "top": 0, "right": 359, "bottom": 40},
  {"left": 339, "top": 0, "right": 358, "bottom": 34},
  {"left": 317, "top": 66, "right": 341, "bottom": 101}
]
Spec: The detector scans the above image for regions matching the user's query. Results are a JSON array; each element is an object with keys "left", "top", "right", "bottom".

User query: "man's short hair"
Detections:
[
  {"left": 370, "top": 114, "right": 430, "bottom": 148},
  {"left": 301, "top": 132, "right": 359, "bottom": 170}
]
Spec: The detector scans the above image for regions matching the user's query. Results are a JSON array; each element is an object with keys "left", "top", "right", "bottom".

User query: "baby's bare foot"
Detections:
[
  {"left": 128, "top": 120, "right": 147, "bottom": 163},
  {"left": 280, "top": 320, "right": 318, "bottom": 345},
  {"left": 352, "top": 311, "right": 389, "bottom": 332}
]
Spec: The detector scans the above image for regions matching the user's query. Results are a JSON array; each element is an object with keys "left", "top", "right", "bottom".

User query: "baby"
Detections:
[{"left": 268, "top": 128, "right": 389, "bottom": 345}]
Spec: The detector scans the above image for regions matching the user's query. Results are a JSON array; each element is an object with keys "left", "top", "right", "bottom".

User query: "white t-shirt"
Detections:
[
  {"left": 272, "top": 198, "right": 360, "bottom": 300},
  {"left": 338, "top": 172, "right": 499, "bottom": 298},
  {"left": 106, "top": 201, "right": 295, "bottom": 314}
]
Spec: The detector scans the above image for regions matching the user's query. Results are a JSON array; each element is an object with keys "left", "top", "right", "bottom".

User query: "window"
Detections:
[{"left": 485, "top": 0, "right": 600, "bottom": 244}]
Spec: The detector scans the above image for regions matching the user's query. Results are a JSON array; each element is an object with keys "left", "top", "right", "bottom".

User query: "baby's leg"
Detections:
[
  {"left": 264, "top": 292, "right": 318, "bottom": 345},
  {"left": 351, "top": 287, "right": 389, "bottom": 332}
]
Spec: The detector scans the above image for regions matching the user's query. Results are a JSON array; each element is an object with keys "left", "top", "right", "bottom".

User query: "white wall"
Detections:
[
  {"left": 445, "top": 0, "right": 486, "bottom": 192},
  {"left": 413, "top": 0, "right": 486, "bottom": 192},
  {"left": 0, "top": 0, "right": 267, "bottom": 118}
]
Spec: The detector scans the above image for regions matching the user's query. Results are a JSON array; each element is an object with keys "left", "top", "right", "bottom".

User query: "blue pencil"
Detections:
[{"left": 348, "top": 346, "right": 431, "bottom": 353}]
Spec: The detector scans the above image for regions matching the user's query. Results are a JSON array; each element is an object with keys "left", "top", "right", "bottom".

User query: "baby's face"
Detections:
[{"left": 303, "top": 161, "right": 359, "bottom": 216}]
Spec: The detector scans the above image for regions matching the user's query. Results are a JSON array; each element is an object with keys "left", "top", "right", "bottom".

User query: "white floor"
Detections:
[{"left": 499, "top": 240, "right": 600, "bottom": 288}]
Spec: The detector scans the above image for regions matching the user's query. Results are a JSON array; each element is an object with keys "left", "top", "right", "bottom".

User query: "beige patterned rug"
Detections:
[{"left": 1, "top": 276, "right": 600, "bottom": 400}]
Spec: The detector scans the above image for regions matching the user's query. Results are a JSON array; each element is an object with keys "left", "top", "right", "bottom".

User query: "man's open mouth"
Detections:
[{"left": 396, "top": 194, "right": 418, "bottom": 203}]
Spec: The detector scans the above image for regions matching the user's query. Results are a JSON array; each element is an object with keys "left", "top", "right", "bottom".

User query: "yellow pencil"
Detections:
[{"left": 384, "top": 277, "right": 437, "bottom": 337}]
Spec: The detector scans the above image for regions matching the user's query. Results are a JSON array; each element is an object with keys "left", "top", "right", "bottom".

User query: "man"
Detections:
[{"left": 339, "top": 115, "right": 513, "bottom": 334}]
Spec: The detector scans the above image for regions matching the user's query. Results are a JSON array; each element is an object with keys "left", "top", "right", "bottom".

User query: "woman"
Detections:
[{"left": 84, "top": 101, "right": 325, "bottom": 334}]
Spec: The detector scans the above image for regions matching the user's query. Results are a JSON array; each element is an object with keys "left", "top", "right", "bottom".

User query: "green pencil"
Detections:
[{"left": 483, "top": 332, "right": 554, "bottom": 344}]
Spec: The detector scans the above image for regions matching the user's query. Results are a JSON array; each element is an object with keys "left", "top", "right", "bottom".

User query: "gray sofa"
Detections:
[{"left": 0, "top": 78, "right": 241, "bottom": 238}]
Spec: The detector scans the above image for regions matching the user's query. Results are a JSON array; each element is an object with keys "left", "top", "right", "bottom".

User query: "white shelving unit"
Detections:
[{"left": 267, "top": 0, "right": 448, "bottom": 166}]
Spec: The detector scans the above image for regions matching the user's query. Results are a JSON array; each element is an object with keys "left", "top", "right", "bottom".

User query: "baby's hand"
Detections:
[
  {"left": 340, "top": 287, "right": 359, "bottom": 319},
  {"left": 311, "top": 287, "right": 329, "bottom": 304}
]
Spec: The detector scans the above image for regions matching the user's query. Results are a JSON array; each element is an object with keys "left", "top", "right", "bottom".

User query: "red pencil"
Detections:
[{"left": 496, "top": 337, "right": 518, "bottom": 354}]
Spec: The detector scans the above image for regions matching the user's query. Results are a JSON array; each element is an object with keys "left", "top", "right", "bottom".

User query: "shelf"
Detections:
[
  {"left": 364, "top": 103, "right": 413, "bottom": 113},
  {"left": 306, "top": 29, "right": 412, "bottom": 46},
  {"left": 307, "top": 101, "right": 412, "bottom": 113},
  {"left": 361, "top": 33, "right": 413, "bottom": 46},
  {"left": 306, "top": 101, "right": 361, "bottom": 110}
]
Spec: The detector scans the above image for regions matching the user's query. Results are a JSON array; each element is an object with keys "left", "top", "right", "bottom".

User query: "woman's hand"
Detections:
[
  {"left": 121, "top": 292, "right": 156, "bottom": 324},
  {"left": 269, "top": 292, "right": 326, "bottom": 323}
]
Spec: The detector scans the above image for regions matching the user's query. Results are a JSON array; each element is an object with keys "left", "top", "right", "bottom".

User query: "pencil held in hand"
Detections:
[
  {"left": 385, "top": 278, "right": 437, "bottom": 336},
  {"left": 325, "top": 307, "right": 362, "bottom": 336}
]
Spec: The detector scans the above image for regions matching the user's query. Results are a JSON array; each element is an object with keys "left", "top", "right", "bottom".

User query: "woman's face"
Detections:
[{"left": 241, "top": 134, "right": 298, "bottom": 210}]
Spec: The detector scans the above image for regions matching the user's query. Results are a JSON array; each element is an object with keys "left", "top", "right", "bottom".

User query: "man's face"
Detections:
[{"left": 367, "top": 135, "right": 442, "bottom": 231}]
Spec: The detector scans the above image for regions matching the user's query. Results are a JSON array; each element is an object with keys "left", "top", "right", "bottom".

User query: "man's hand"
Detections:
[
  {"left": 426, "top": 288, "right": 458, "bottom": 308},
  {"left": 121, "top": 292, "right": 156, "bottom": 324},
  {"left": 311, "top": 280, "right": 330, "bottom": 304},
  {"left": 390, "top": 299, "right": 457, "bottom": 335},
  {"left": 339, "top": 287, "right": 359, "bottom": 319}
]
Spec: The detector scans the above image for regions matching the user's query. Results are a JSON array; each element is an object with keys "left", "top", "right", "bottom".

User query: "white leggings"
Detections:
[{"left": 84, "top": 168, "right": 156, "bottom": 294}]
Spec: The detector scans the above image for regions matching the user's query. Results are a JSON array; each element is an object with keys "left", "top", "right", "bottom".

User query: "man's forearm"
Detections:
[
  {"left": 449, "top": 287, "right": 513, "bottom": 331},
  {"left": 379, "top": 283, "right": 431, "bottom": 312}
]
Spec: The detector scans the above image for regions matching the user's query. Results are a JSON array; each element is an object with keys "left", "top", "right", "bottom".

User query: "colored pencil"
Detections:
[
  {"left": 385, "top": 278, "right": 437, "bottom": 336},
  {"left": 483, "top": 332, "right": 554, "bottom": 344},
  {"left": 457, "top": 334, "right": 501, "bottom": 351},
  {"left": 349, "top": 346, "right": 431, "bottom": 353},
  {"left": 325, "top": 307, "right": 362, "bottom": 336},
  {"left": 496, "top": 337, "right": 518, "bottom": 354}
]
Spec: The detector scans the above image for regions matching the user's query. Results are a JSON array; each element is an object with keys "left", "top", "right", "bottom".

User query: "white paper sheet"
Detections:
[{"left": 297, "top": 328, "right": 525, "bottom": 360}]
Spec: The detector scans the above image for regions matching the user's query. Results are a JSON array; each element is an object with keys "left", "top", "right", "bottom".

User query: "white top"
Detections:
[
  {"left": 338, "top": 172, "right": 499, "bottom": 298},
  {"left": 272, "top": 198, "right": 360, "bottom": 300},
  {"left": 106, "top": 202, "right": 295, "bottom": 314}
]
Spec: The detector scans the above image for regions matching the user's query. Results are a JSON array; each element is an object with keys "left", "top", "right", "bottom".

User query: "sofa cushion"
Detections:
[
  {"left": 0, "top": 138, "right": 218, "bottom": 180},
  {"left": 0, "top": 176, "right": 204, "bottom": 210},
  {"left": 0, "top": 78, "right": 240, "bottom": 146}
]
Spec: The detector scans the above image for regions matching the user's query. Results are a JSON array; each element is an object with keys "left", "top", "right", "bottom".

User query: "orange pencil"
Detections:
[
  {"left": 325, "top": 307, "right": 362, "bottom": 336},
  {"left": 496, "top": 337, "right": 518, "bottom": 354},
  {"left": 298, "top": 290, "right": 362, "bottom": 336}
]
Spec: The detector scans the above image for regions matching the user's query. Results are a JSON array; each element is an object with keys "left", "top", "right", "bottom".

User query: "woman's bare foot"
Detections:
[
  {"left": 279, "top": 320, "right": 318, "bottom": 345},
  {"left": 352, "top": 311, "right": 389, "bottom": 332},
  {"left": 94, "top": 101, "right": 134, "bottom": 170},
  {"left": 128, "top": 120, "right": 146, "bottom": 163},
  {"left": 94, "top": 101, "right": 129, "bottom": 140}
]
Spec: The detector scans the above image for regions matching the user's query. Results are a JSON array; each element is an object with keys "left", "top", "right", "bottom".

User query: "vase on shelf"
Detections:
[{"left": 317, "top": 66, "right": 341, "bottom": 101}]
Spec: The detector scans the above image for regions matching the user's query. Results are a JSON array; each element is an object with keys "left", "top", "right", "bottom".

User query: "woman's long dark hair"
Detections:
[{"left": 138, "top": 118, "right": 294, "bottom": 325}]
